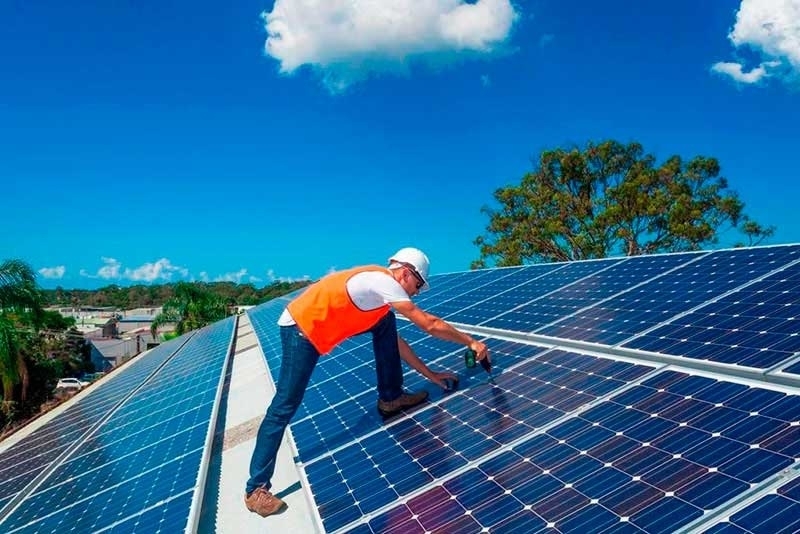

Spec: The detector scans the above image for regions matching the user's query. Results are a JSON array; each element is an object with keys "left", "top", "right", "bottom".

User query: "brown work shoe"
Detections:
[
  {"left": 244, "top": 486, "right": 286, "bottom": 517},
  {"left": 377, "top": 390, "right": 429, "bottom": 417}
]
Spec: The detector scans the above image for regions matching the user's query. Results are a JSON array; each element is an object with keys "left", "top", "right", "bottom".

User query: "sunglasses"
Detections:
[{"left": 404, "top": 265, "right": 425, "bottom": 290}]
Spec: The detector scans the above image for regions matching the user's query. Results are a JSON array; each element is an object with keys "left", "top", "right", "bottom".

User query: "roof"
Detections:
[
  {"left": 89, "top": 336, "right": 149, "bottom": 360},
  {"left": 3, "top": 243, "right": 800, "bottom": 533},
  {"left": 118, "top": 315, "right": 155, "bottom": 322}
]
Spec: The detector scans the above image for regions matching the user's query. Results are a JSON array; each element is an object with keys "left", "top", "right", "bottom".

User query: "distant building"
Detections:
[
  {"left": 47, "top": 306, "right": 116, "bottom": 320},
  {"left": 117, "top": 308, "right": 161, "bottom": 334},
  {"left": 79, "top": 316, "right": 118, "bottom": 338},
  {"left": 90, "top": 331, "right": 157, "bottom": 370},
  {"left": 117, "top": 315, "right": 155, "bottom": 335}
]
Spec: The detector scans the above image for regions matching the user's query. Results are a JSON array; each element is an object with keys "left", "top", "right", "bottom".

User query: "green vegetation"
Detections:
[
  {"left": 2, "top": 271, "right": 311, "bottom": 434},
  {"left": 1, "top": 259, "right": 43, "bottom": 404},
  {"left": 473, "top": 139, "right": 774, "bottom": 267},
  {"left": 42, "top": 280, "right": 311, "bottom": 309},
  {"left": 150, "top": 282, "right": 230, "bottom": 338},
  {"left": 1, "top": 260, "right": 93, "bottom": 433}
]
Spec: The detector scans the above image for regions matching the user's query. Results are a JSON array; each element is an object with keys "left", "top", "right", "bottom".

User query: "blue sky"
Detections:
[{"left": 2, "top": 0, "right": 799, "bottom": 290}]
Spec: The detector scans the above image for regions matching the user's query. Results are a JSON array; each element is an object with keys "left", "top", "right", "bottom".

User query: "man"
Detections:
[{"left": 244, "top": 247, "right": 490, "bottom": 517}]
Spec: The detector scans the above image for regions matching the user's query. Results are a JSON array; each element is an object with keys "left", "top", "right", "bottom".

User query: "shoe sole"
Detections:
[{"left": 246, "top": 502, "right": 286, "bottom": 517}]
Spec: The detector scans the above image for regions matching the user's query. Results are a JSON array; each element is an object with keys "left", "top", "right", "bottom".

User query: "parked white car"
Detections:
[{"left": 55, "top": 378, "right": 90, "bottom": 390}]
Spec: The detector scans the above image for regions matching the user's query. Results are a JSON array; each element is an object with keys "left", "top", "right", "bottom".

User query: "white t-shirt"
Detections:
[{"left": 277, "top": 269, "right": 410, "bottom": 326}]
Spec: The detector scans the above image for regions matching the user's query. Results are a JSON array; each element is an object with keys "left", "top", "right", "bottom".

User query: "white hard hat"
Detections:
[{"left": 389, "top": 247, "right": 430, "bottom": 291}]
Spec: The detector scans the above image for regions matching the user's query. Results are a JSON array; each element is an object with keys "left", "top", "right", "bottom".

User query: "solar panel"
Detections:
[
  {"left": 244, "top": 243, "right": 800, "bottom": 533},
  {"left": 479, "top": 252, "right": 705, "bottom": 334},
  {"left": 0, "top": 333, "right": 192, "bottom": 515},
  {"left": 623, "top": 258, "right": 800, "bottom": 369},
  {"left": 0, "top": 317, "right": 234, "bottom": 533},
  {"left": 701, "top": 475, "right": 800, "bottom": 533},
  {"left": 533, "top": 245, "right": 800, "bottom": 347},
  {"left": 447, "top": 258, "right": 625, "bottom": 327},
  {"left": 423, "top": 264, "right": 560, "bottom": 320},
  {"left": 247, "top": 335, "right": 657, "bottom": 531},
  {"left": 414, "top": 268, "right": 506, "bottom": 308},
  {"left": 351, "top": 370, "right": 799, "bottom": 534}
]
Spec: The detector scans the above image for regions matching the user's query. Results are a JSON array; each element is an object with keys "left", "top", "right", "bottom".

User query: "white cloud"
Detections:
[
  {"left": 262, "top": 0, "right": 519, "bottom": 92},
  {"left": 38, "top": 266, "right": 65, "bottom": 279},
  {"left": 265, "top": 268, "right": 311, "bottom": 283},
  {"left": 81, "top": 257, "right": 189, "bottom": 283},
  {"left": 215, "top": 269, "right": 250, "bottom": 283},
  {"left": 713, "top": 0, "right": 800, "bottom": 85},
  {"left": 97, "top": 257, "right": 122, "bottom": 279},
  {"left": 711, "top": 61, "right": 770, "bottom": 83},
  {"left": 126, "top": 259, "right": 190, "bottom": 282},
  {"left": 76, "top": 259, "right": 309, "bottom": 286}
]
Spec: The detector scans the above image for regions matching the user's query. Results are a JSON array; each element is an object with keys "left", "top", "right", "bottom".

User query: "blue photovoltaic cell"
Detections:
[
  {"left": 520, "top": 245, "right": 800, "bottom": 347},
  {"left": 0, "top": 318, "right": 234, "bottom": 534},
  {"left": 302, "top": 348, "right": 652, "bottom": 532},
  {"left": 533, "top": 252, "right": 706, "bottom": 339},
  {"left": 105, "top": 490, "right": 194, "bottom": 533},
  {"left": 782, "top": 360, "right": 800, "bottom": 375},
  {"left": 414, "top": 269, "right": 504, "bottom": 309},
  {"left": 703, "top": 476, "right": 800, "bottom": 533},
  {"left": 623, "top": 259, "right": 800, "bottom": 369},
  {"left": 349, "top": 369, "right": 798, "bottom": 534},
  {"left": 0, "top": 332, "right": 191, "bottom": 517},
  {"left": 424, "top": 264, "right": 561, "bottom": 320},
  {"left": 497, "top": 252, "right": 705, "bottom": 337},
  {"left": 287, "top": 336, "right": 550, "bottom": 463},
  {"left": 458, "top": 258, "right": 625, "bottom": 328}
]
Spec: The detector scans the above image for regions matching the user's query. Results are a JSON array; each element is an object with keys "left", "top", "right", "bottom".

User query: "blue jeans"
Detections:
[
  {"left": 246, "top": 312, "right": 404, "bottom": 493},
  {"left": 371, "top": 311, "right": 405, "bottom": 402}
]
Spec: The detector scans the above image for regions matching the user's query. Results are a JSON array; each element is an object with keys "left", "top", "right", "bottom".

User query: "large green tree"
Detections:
[
  {"left": 150, "top": 282, "right": 231, "bottom": 338},
  {"left": 0, "top": 259, "right": 44, "bottom": 402},
  {"left": 473, "top": 140, "right": 774, "bottom": 267}
]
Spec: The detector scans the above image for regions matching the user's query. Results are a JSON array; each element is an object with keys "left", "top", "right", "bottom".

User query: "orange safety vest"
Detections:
[{"left": 287, "top": 265, "right": 393, "bottom": 354}]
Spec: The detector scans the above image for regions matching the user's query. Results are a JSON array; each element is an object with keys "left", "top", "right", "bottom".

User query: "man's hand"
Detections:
[
  {"left": 469, "top": 340, "right": 490, "bottom": 365},
  {"left": 429, "top": 370, "right": 459, "bottom": 390}
]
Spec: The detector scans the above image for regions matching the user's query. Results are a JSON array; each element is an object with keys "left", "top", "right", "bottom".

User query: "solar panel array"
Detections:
[
  {"left": 247, "top": 244, "right": 800, "bottom": 533},
  {"left": 0, "top": 317, "right": 235, "bottom": 534},
  {"left": 704, "top": 475, "right": 800, "bottom": 533}
]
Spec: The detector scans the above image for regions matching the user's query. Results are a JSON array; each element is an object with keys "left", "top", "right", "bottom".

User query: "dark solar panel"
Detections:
[
  {"left": 703, "top": 475, "right": 800, "bottom": 534},
  {"left": 499, "top": 252, "right": 705, "bottom": 335},
  {"left": 425, "top": 264, "right": 562, "bottom": 320},
  {"left": 415, "top": 268, "right": 512, "bottom": 310},
  {"left": 0, "top": 318, "right": 234, "bottom": 533},
  {"left": 295, "top": 348, "right": 653, "bottom": 532},
  {"left": 348, "top": 370, "right": 798, "bottom": 533},
  {"left": 0, "top": 333, "right": 191, "bottom": 518},
  {"left": 462, "top": 258, "right": 626, "bottom": 328},
  {"left": 533, "top": 245, "right": 800, "bottom": 347},
  {"left": 623, "top": 258, "right": 800, "bottom": 369}
]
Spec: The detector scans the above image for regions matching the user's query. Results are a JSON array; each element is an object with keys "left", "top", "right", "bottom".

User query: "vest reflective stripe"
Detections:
[{"left": 287, "top": 265, "right": 392, "bottom": 354}]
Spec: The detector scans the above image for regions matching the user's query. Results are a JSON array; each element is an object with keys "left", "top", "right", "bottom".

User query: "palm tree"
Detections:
[
  {"left": 0, "top": 259, "right": 44, "bottom": 402},
  {"left": 150, "top": 282, "right": 229, "bottom": 338}
]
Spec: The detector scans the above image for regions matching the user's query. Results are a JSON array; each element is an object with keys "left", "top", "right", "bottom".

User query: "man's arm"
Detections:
[
  {"left": 397, "top": 335, "right": 456, "bottom": 389},
  {"left": 391, "top": 300, "right": 489, "bottom": 363}
]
